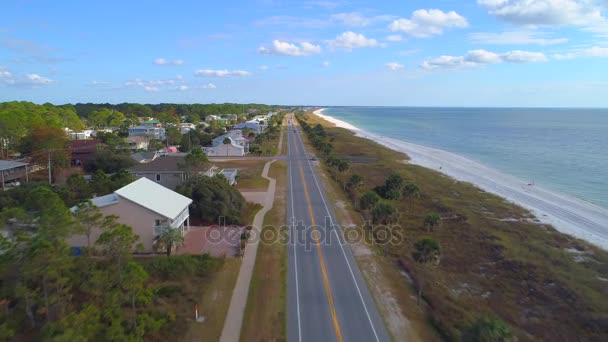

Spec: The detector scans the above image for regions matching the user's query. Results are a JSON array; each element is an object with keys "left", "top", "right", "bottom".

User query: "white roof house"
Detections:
[
  {"left": 68, "top": 177, "right": 193, "bottom": 253},
  {"left": 115, "top": 177, "right": 192, "bottom": 222}
]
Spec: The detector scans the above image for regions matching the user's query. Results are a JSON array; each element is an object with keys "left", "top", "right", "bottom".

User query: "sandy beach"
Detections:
[{"left": 313, "top": 109, "right": 608, "bottom": 250}]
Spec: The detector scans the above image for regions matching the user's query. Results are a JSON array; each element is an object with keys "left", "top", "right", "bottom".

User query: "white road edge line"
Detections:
[
  {"left": 295, "top": 128, "right": 381, "bottom": 342},
  {"left": 288, "top": 123, "right": 303, "bottom": 342}
]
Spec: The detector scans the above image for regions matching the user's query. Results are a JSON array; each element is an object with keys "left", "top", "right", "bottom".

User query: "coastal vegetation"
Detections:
[
  {"left": 296, "top": 111, "right": 608, "bottom": 341},
  {"left": 0, "top": 185, "right": 225, "bottom": 340}
]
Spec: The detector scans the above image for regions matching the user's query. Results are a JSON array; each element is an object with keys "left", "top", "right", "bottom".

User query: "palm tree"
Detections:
[
  {"left": 155, "top": 228, "right": 184, "bottom": 257},
  {"left": 412, "top": 237, "right": 441, "bottom": 305},
  {"left": 346, "top": 174, "right": 364, "bottom": 192},
  {"left": 424, "top": 212, "right": 441, "bottom": 232},
  {"left": 463, "top": 316, "right": 514, "bottom": 342}
]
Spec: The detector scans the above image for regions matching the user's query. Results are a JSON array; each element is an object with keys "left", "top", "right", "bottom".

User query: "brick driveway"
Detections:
[{"left": 177, "top": 225, "right": 245, "bottom": 257}]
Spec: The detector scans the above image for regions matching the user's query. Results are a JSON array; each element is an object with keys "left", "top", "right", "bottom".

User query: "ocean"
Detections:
[{"left": 322, "top": 107, "right": 608, "bottom": 209}]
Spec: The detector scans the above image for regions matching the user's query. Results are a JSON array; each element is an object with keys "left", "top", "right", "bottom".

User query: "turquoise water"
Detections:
[{"left": 323, "top": 107, "right": 608, "bottom": 209}]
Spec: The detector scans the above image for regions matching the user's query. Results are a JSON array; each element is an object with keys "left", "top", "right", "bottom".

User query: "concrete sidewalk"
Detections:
[{"left": 219, "top": 158, "right": 277, "bottom": 342}]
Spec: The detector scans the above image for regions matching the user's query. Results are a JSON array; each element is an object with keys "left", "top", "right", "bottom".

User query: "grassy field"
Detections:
[
  {"left": 297, "top": 112, "right": 608, "bottom": 341},
  {"left": 213, "top": 160, "right": 269, "bottom": 190},
  {"left": 240, "top": 160, "right": 288, "bottom": 342},
  {"left": 137, "top": 255, "right": 240, "bottom": 342}
]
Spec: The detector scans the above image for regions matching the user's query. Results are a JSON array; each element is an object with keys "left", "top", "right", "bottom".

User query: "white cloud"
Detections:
[
  {"left": 330, "top": 12, "right": 395, "bottom": 27},
  {"left": 322, "top": 61, "right": 331, "bottom": 67},
  {"left": 203, "top": 83, "right": 217, "bottom": 89},
  {"left": 258, "top": 65, "right": 269, "bottom": 70},
  {"left": 465, "top": 49, "right": 503, "bottom": 63},
  {"left": 0, "top": 66, "right": 54, "bottom": 87},
  {"left": 477, "top": 0, "right": 605, "bottom": 26},
  {"left": 389, "top": 9, "right": 468, "bottom": 38},
  {"left": 194, "top": 69, "right": 252, "bottom": 77},
  {"left": 125, "top": 78, "right": 176, "bottom": 87},
  {"left": 154, "top": 58, "right": 185, "bottom": 66},
  {"left": 0, "top": 66, "right": 14, "bottom": 84},
  {"left": 386, "top": 34, "right": 404, "bottom": 42},
  {"left": 89, "top": 80, "right": 111, "bottom": 87},
  {"left": 332, "top": 12, "right": 372, "bottom": 27},
  {"left": 258, "top": 40, "right": 322, "bottom": 56},
  {"left": 25, "top": 73, "right": 53, "bottom": 84},
  {"left": 327, "top": 31, "right": 379, "bottom": 50},
  {"left": 178, "top": 85, "right": 189, "bottom": 91},
  {"left": 385, "top": 62, "right": 405, "bottom": 71},
  {"left": 144, "top": 86, "right": 159, "bottom": 92},
  {"left": 501, "top": 50, "right": 549, "bottom": 62},
  {"left": 421, "top": 49, "right": 548, "bottom": 69},
  {"left": 469, "top": 30, "right": 568, "bottom": 45},
  {"left": 554, "top": 45, "right": 608, "bottom": 59}
]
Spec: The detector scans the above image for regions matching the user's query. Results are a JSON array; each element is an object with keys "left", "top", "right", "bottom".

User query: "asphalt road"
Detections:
[{"left": 286, "top": 117, "right": 391, "bottom": 342}]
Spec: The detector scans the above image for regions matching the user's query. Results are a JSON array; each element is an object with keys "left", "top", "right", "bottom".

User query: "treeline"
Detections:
[
  {"left": 73, "top": 102, "right": 277, "bottom": 123},
  {"left": 0, "top": 101, "right": 276, "bottom": 158},
  {"left": 0, "top": 185, "right": 221, "bottom": 340}
]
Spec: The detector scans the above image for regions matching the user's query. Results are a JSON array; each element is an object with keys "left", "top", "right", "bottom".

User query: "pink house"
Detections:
[{"left": 69, "top": 178, "right": 192, "bottom": 253}]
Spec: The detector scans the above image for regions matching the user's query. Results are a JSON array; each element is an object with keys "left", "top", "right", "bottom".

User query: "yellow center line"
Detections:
[{"left": 293, "top": 133, "right": 344, "bottom": 342}]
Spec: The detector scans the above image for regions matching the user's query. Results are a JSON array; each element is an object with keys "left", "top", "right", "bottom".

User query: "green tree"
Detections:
[
  {"left": 403, "top": 183, "right": 421, "bottom": 198},
  {"left": 19, "top": 125, "right": 70, "bottom": 181},
  {"left": 376, "top": 173, "right": 405, "bottom": 200},
  {"left": 360, "top": 191, "right": 380, "bottom": 210},
  {"left": 66, "top": 173, "right": 92, "bottom": 205},
  {"left": 178, "top": 175, "right": 245, "bottom": 224},
  {"left": 180, "top": 147, "right": 209, "bottom": 175},
  {"left": 462, "top": 316, "right": 515, "bottom": 342},
  {"left": 346, "top": 174, "right": 364, "bottom": 192},
  {"left": 372, "top": 202, "right": 399, "bottom": 225},
  {"left": 412, "top": 238, "right": 441, "bottom": 305},
  {"left": 154, "top": 228, "right": 185, "bottom": 257},
  {"left": 223, "top": 137, "right": 232, "bottom": 144},
  {"left": 74, "top": 201, "right": 118, "bottom": 249},
  {"left": 424, "top": 212, "right": 441, "bottom": 232}
]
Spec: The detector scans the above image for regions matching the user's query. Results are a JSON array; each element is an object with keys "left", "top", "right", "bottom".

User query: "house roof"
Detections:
[
  {"left": 131, "top": 152, "right": 157, "bottom": 163},
  {"left": 129, "top": 155, "right": 185, "bottom": 172},
  {"left": 0, "top": 160, "right": 29, "bottom": 171},
  {"left": 125, "top": 136, "right": 148, "bottom": 143},
  {"left": 68, "top": 139, "right": 99, "bottom": 153},
  {"left": 115, "top": 178, "right": 192, "bottom": 220}
]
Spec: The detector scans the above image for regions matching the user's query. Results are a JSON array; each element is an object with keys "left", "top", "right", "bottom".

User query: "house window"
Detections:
[
  {"left": 156, "top": 174, "right": 161, "bottom": 182},
  {"left": 182, "top": 173, "right": 189, "bottom": 181},
  {"left": 155, "top": 219, "right": 161, "bottom": 227}
]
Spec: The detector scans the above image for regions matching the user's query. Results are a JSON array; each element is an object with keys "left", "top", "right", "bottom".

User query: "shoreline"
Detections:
[{"left": 313, "top": 108, "right": 608, "bottom": 250}]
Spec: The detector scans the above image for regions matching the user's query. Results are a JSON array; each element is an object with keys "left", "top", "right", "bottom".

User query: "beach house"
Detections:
[{"left": 68, "top": 178, "right": 193, "bottom": 253}]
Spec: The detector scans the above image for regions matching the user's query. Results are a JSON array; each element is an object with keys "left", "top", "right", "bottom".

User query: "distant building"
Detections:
[
  {"left": 128, "top": 126, "right": 165, "bottom": 140},
  {"left": 219, "top": 168, "right": 238, "bottom": 186},
  {"left": 141, "top": 119, "right": 161, "bottom": 127},
  {"left": 203, "top": 143, "right": 245, "bottom": 157},
  {"left": 234, "top": 122, "right": 263, "bottom": 134},
  {"left": 0, "top": 160, "right": 29, "bottom": 189},
  {"left": 125, "top": 136, "right": 149, "bottom": 151},
  {"left": 212, "top": 130, "right": 247, "bottom": 148},
  {"left": 129, "top": 156, "right": 210, "bottom": 190},
  {"left": 68, "top": 139, "right": 100, "bottom": 166},
  {"left": 68, "top": 178, "right": 192, "bottom": 253},
  {"left": 65, "top": 128, "right": 95, "bottom": 140}
]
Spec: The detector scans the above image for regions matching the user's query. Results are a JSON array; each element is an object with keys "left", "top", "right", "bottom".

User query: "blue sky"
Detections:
[{"left": 1, "top": 0, "right": 608, "bottom": 106}]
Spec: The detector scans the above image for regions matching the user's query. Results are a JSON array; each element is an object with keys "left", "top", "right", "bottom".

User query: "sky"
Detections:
[{"left": 1, "top": 0, "right": 608, "bottom": 107}]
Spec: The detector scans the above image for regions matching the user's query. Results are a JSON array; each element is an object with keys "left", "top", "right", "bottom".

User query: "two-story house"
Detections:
[{"left": 68, "top": 178, "right": 192, "bottom": 253}]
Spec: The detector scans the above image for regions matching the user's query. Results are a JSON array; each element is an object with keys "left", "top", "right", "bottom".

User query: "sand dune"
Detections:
[{"left": 313, "top": 109, "right": 608, "bottom": 250}]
